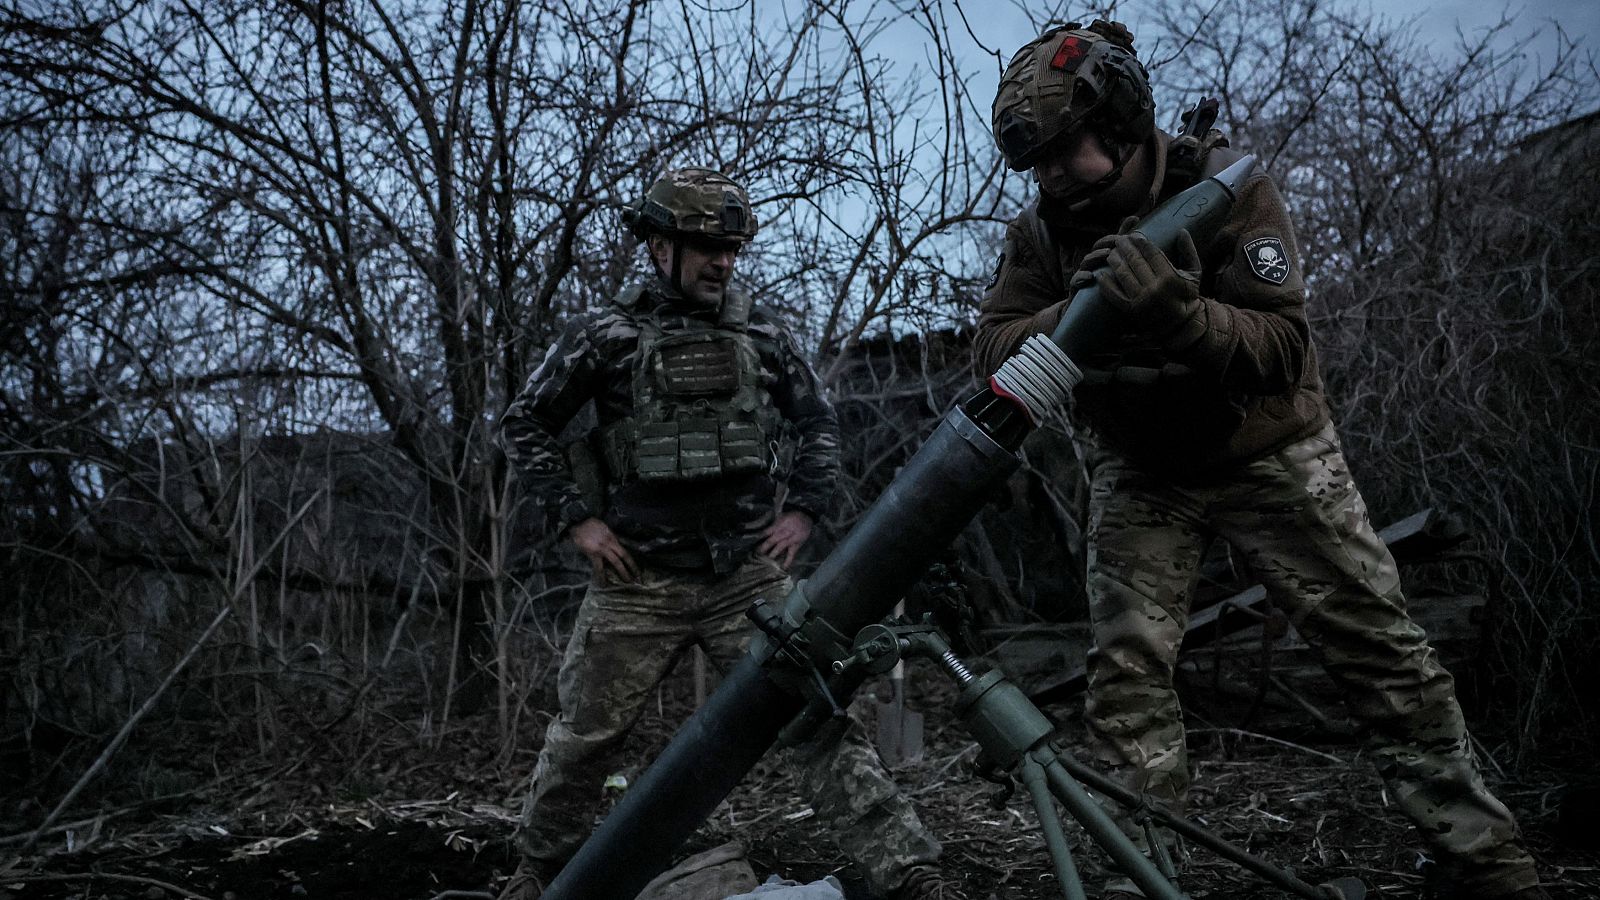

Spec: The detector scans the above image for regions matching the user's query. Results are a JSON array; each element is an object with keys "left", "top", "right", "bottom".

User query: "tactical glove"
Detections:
[
  {"left": 1067, "top": 215, "right": 1137, "bottom": 293},
  {"left": 1095, "top": 228, "right": 1205, "bottom": 344}
]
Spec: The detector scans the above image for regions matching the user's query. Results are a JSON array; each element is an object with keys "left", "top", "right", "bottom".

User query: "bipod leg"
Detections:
[
  {"left": 899, "top": 627, "right": 1362, "bottom": 900},
  {"left": 1054, "top": 750, "right": 1347, "bottom": 899},
  {"left": 1142, "top": 818, "right": 1180, "bottom": 881},
  {"left": 1017, "top": 752, "right": 1087, "bottom": 900},
  {"left": 1037, "top": 752, "right": 1188, "bottom": 900}
]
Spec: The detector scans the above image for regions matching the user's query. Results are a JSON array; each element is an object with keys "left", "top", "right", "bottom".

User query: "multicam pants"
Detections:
[
  {"left": 515, "top": 553, "right": 940, "bottom": 895},
  {"left": 1082, "top": 422, "right": 1537, "bottom": 896}
]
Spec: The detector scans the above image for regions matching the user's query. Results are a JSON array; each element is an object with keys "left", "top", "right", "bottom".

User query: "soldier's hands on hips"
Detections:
[
  {"left": 1094, "top": 227, "right": 1202, "bottom": 336},
  {"left": 758, "top": 510, "right": 813, "bottom": 570},
  {"left": 570, "top": 517, "right": 641, "bottom": 585}
]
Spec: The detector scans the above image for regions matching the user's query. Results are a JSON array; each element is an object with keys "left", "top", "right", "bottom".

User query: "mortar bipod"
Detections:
[{"left": 834, "top": 621, "right": 1368, "bottom": 900}]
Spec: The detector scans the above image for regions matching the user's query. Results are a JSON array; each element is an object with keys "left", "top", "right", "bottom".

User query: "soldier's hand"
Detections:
[
  {"left": 758, "top": 510, "right": 813, "bottom": 570},
  {"left": 1094, "top": 228, "right": 1202, "bottom": 336},
  {"left": 570, "top": 517, "right": 641, "bottom": 585},
  {"left": 1068, "top": 215, "right": 1140, "bottom": 292}
]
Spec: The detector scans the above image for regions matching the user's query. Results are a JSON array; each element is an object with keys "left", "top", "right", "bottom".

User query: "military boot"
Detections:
[
  {"left": 893, "top": 863, "right": 963, "bottom": 899},
  {"left": 497, "top": 858, "right": 560, "bottom": 900},
  {"left": 1421, "top": 856, "right": 1544, "bottom": 900}
]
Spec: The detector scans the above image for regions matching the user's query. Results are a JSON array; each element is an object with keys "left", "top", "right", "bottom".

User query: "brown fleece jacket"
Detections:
[{"left": 974, "top": 131, "right": 1330, "bottom": 476}]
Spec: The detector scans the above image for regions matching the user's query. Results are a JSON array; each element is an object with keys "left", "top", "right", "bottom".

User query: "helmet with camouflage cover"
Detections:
[
  {"left": 991, "top": 20, "right": 1155, "bottom": 172},
  {"left": 623, "top": 167, "right": 759, "bottom": 245}
]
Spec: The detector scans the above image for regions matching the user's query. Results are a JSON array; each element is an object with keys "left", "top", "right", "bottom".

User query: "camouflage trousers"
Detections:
[
  {"left": 1082, "top": 422, "right": 1536, "bottom": 895},
  {"left": 515, "top": 553, "right": 940, "bottom": 895}
]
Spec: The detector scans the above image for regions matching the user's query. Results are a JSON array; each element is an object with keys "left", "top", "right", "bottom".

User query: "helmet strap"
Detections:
[
  {"left": 670, "top": 240, "right": 686, "bottom": 294},
  {"left": 1044, "top": 134, "right": 1143, "bottom": 210}
]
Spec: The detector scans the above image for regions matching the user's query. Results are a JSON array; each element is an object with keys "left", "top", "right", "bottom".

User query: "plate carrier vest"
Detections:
[{"left": 598, "top": 285, "right": 792, "bottom": 484}]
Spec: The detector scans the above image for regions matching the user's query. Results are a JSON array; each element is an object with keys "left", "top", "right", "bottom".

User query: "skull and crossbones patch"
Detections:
[{"left": 1244, "top": 237, "right": 1289, "bottom": 284}]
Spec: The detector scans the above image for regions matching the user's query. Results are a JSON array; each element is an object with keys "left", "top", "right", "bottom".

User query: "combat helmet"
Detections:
[
  {"left": 991, "top": 20, "right": 1155, "bottom": 173},
  {"left": 623, "top": 167, "right": 759, "bottom": 245}
]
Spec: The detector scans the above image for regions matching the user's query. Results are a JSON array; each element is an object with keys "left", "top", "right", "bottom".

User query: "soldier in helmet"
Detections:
[
  {"left": 977, "top": 21, "right": 1545, "bottom": 900},
  {"left": 498, "top": 168, "right": 949, "bottom": 899}
]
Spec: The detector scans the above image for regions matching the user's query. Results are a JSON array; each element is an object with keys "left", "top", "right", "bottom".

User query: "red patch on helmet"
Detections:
[{"left": 1050, "top": 35, "right": 1088, "bottom": 70}]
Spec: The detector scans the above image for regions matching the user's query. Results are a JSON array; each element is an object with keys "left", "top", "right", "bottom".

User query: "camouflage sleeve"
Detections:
[
  {"left": 498, "top": 315, "right": 600, "bottom": 532},
  {"left": 974, "top": 212, "right": 1071, "bottom": 377},
  {"left": 769, "top": 326, "right": 840, "bottom": 521},
  {"left": 1168, "top": 173, "right": 1311, "bottom": 394}
]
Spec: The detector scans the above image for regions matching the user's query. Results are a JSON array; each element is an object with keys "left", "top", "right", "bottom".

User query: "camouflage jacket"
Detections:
[
  {"left": 974, "top": 129, "right": 1330, "bottom": 476},
  {"left": 500, "top": 276, "right": 840, "bottom": 573}
]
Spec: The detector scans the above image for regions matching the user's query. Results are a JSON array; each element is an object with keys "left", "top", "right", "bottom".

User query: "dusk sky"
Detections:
[
  {"left": 1362, "top": 0, "right": 1599, "bottom": 63},
  {"left": 936, "top": 1, "right": 1599, "bottom": 106}
]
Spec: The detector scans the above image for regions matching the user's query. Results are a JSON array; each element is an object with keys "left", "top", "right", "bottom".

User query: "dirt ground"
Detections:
[{"left": 3, "top": 657, "right": 1596, "bottom": 900}]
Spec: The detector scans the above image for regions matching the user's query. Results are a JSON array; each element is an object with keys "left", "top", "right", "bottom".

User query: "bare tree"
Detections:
[
  {"left": 3, "top": 0, "right": 1594, "bottom": 839},
  {"left": 0, "top": 0, "right": 1021, "bottom": 823}
]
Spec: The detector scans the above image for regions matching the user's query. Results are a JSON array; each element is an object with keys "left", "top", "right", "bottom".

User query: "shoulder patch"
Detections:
[
  {"left": 986, "top": 250, "right": 1005, "bottom": 290},
  {"left": 1243, "top": 236, "right": 1289, "bottom": 285}
]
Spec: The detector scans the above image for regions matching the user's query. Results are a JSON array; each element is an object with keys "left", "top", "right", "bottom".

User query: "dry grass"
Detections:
[{"left": 8, "top": 641, "right": 1595, "bottom": 900}]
